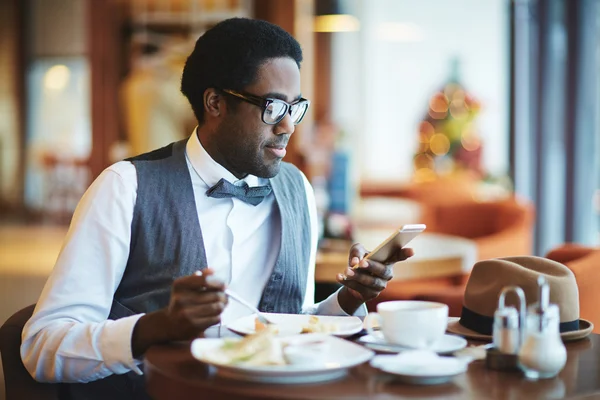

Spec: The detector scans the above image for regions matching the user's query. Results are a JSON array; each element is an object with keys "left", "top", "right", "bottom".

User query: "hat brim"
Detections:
[{"left": 446, "top": 317, "right": 594, "bottom": 342}]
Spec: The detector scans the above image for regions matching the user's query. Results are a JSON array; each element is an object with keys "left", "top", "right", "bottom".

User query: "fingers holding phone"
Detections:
[
  {"left": 335, "top": 224, "right": 423, "bottom": 303},
  {"left": 336, "top": 244, "right": 413, "bottom": 303}
]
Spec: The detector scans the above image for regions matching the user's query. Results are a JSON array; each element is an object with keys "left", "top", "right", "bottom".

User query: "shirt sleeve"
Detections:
[
  {"left": 299, "top": 172, "right": 367, "bottom": 317},
  {"left": 20, "top": 162, "right": 145, "bottom": 383}
]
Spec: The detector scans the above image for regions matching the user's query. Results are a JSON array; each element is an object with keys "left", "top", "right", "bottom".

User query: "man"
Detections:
[{"left": 21, "top": 18, "right": 412, "bottom": 398}]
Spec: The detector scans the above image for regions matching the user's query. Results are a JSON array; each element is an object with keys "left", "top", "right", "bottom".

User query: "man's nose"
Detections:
[{"left": 274, "top": 113, "right": 295, "bottom": 135}]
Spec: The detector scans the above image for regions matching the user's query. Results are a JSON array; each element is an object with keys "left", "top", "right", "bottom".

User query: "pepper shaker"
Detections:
[{"left": 493, "top": 286, "right": 526, "bottom": 354}]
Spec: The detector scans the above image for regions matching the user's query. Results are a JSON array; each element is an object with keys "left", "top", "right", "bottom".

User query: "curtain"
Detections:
[{"left": 510, "top": 0, "right": 600, "bottom": 256}]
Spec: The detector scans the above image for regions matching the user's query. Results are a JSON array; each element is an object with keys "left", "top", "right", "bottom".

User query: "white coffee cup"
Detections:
[{"left": 365, "top": 301, "right": 449, "bottom": 349}]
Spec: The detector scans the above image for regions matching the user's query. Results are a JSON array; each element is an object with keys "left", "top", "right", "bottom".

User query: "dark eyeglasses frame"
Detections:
[{"left": 221, "top": 89, "right": 310, "bottom": 125}]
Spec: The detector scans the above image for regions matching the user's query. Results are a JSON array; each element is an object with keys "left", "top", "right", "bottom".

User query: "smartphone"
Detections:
[{"left": 363, "top": 224, "right": 426, "bottom": 264}]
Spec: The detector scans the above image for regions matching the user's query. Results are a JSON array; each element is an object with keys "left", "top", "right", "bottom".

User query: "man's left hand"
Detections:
[{"left": 336, "top": 243, "right": 414, "bottom": 315}]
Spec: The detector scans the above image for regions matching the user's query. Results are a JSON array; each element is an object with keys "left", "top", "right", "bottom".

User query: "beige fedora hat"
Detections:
[{"left": 447, "top": 256, "right": 593, "bottom": 342}]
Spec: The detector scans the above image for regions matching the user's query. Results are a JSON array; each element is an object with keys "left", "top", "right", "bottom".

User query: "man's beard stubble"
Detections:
[{"left": 216, "top": 120, "right": 281, "bottom": 179}]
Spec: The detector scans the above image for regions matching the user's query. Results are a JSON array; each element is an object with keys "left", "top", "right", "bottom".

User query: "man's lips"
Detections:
[{"left": 265, "top": 145, "right": 287, "bottom": 158}]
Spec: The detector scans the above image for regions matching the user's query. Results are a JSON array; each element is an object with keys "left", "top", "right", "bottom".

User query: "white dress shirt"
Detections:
[{"left": 21, "top": 133, "right": 363, "bottom": 383}]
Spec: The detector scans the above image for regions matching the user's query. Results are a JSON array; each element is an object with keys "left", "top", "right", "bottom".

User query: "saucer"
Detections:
[
  {"left": 358, "top": 332, "right": 467, "bottom": 354},
  {"left": 370, "top": 351, "right": 468, "bottom": 385}
]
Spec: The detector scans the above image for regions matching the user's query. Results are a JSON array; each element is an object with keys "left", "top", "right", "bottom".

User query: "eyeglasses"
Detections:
[{"left": 222, "top": 89, "right": 310, "bottom": 125}]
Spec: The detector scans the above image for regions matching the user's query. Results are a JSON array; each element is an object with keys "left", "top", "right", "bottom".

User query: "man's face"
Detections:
[{"left": 215, "top": 57, "right": 301, "bottom": 179}]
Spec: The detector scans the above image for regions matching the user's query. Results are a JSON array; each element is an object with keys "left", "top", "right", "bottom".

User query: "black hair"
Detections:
[{"left": 181, "top": 18, "right": 303, "bottom": 124}]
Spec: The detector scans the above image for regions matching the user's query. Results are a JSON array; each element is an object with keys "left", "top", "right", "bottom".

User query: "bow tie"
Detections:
[{"left": 206, "top": 178, "right": 272, "bottom": 206}]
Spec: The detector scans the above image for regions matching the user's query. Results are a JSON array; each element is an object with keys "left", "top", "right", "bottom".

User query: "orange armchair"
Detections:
[
  {"left": 370, "top": 198, "right": 535, "bottom": 314},
  {"left": 360, "top": 174, "right": 479, "bottom": 206},
  {"left": 546, "top": 244, "right": 600, "bottom": 334},
  {"left": 421, "top": 198, "right": 535, "bottom": 262}
]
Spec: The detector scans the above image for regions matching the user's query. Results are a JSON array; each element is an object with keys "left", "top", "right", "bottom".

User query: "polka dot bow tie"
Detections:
[{"left": 206, "top": 178, "right": 272, "bottom": 206}]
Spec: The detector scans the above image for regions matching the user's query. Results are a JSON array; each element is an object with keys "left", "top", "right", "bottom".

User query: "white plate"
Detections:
[
  {"left": 225, "top": 313, "right": 364, "bottom": 338},
  {"left": 358, "top": 333, "right": 467, "bottom": 354},
  {"left": 370, "top": 353, "right": 468, "bottom": 385},
  {"left": 191, "top": 334, "right": 374, "bottom": 384}
]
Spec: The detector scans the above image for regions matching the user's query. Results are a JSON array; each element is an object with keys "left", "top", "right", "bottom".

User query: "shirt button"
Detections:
[{"left": 273, "top": 274, "right": 282, "bottom": 281}]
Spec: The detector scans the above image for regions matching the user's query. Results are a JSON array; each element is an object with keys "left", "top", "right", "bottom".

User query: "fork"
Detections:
[{"left": 224, "top": 288, "right": 274, "bottom": 326}]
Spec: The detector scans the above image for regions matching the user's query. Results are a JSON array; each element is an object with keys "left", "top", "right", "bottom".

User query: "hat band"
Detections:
[{"left": 459, "top": 306, "right": 580, "bottom": 335}]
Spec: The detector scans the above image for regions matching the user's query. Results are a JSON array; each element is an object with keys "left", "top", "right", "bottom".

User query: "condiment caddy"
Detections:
[{"left": 486, "top": 276, "right": 567, "bottom": 379}]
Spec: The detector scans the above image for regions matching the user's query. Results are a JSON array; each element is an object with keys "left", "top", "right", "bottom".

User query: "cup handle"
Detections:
[{"left": 364, "top": 312, "right": 382, "bottom": 336}]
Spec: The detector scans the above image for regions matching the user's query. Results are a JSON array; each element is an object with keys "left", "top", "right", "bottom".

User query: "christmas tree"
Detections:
[{"left": 413, "top": 58, "right": 483, "bottom": 182}]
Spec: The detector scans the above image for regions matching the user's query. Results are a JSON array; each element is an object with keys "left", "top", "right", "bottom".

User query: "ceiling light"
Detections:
[{"left": 314, "top": 0, "right": 359, "bottom": 33}]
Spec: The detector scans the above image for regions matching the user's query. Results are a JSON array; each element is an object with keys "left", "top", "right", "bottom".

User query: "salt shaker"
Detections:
[
  {"left": 493, "top": 286, "right": 526, "bottom": 354},
  {"left": 518, "top": 276, "right": 567, "bottom": 379}
]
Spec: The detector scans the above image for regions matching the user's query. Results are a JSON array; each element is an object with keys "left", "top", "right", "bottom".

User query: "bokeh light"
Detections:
[
  {"left": 429, "top": 93, "right": 449, "bottom": 113},
  {"left": 417, "top": 121, "right": 435, "bottom": 152},
  {"left": 449, "top": 99, "right": 468, "bottom": 119},
  {"left": 413, "top": 167, "right": 437, "bottom": 183},
  {"left": 314, "top": 15, "right": 360, "bottom": 32},
  {"left": 44, "top": 65, "right": 70, "bottom": 91},
  {"left": 461, "top": 129, "right": 481, "bottom": 151},
  {"left": 452, "top": 89, "right": 465, "bottom": 102},
  {"left": 419, "top": 121, "right": 435, "bottom": 136},
  {"left": 413, "top": 153, "right": 434, "bottom": 170},
  {"left": 429, "top": 133, "right": 451, "bottom": 156},
  {"left": 443, "top": 83, "right": 460, "bottom": 98},
  {"left": 428, "top": 109, "right": 448, "bottom": 119}
]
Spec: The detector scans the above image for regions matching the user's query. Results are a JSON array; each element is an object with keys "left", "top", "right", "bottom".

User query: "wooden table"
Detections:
[{"left": 145, "top": 334, "right": 600, "bottom": 400}]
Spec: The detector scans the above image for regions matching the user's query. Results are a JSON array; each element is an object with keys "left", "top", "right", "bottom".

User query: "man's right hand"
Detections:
[{"left": 131, "top": 268, "right": 227, "bottom": 358}]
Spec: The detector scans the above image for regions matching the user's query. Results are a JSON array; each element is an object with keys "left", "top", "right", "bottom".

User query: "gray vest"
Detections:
[
  {"left": 111, "top": 138, "right": 311, "bottom": 318},
  {"left": 66, "top": 139, "right": 311, "bottom": 400}
]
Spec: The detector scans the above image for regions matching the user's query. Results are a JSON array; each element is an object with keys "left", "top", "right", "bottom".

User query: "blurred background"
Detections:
[{"left": 0, "top": 0, "right": 599, "bottom": 396}]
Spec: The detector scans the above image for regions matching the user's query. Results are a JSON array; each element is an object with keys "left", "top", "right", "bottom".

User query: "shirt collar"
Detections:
[{"left": 185, "top": 128, "right": 262, "bottom": 188}]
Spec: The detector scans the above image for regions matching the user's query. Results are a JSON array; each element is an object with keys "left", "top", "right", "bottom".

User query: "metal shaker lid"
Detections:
[{"left": 494, "top": 307, "right": 519, "bottom": 329}]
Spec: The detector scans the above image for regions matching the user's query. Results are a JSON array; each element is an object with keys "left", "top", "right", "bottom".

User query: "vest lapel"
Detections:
[
  {"left": 171, "top": 140, "right": 209, "bottom": 275},
  {"left": 112, "top": 139, "right": 208, "bottom": 319},
  {"left": 258, "top": 164, "right": 310, "bottom": 314}
]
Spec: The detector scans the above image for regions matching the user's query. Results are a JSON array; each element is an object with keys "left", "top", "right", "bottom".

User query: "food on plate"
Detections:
[
  {"left": 203, "top": 326, "right": 286, "bottom": 366},
  {"left": 301, "top": 315, "right": 339, "bottom": 333},
  {"left": 254, "top": 317, "right": 279, "bottom": 334},
  {"left": 254, "top": 317, "right": 266, "bottom": 332},
  {"left": 202, "top": 327, "right": 329, "bottom": 367},
  {"left": 254, "top": 315, "right": 339, "bottom": 334}
]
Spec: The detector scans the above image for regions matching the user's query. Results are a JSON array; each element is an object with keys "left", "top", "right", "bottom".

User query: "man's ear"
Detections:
[{"left": 203, "top": 88, "right": 223, "bottom": 118}]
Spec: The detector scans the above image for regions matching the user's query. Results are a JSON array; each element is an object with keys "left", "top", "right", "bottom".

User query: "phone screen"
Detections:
[{"left": 365, "top": 224, "right": 425, "bottom": 263}]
